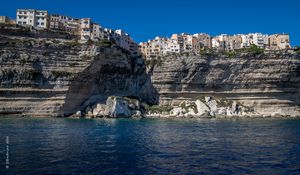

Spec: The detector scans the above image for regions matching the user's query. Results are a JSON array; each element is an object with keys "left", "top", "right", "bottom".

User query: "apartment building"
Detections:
[
  {"left": 49, "top": 14, "right": 80, "bottom": 34},
  {"left": 226, "top": 35, "right": 243, "bottom": 50},
  {"left": 164, "top": 39, "right": 180, "bottom": 54},
  {"left": 249, "top": 33, "right": 269, "bottom": 48},
  {"left": 138, "top": 37, "right": 170, "bottom": 58},
  {"left": 240, "top": 34, "right": 251, "bottom": 48},
  {"left": 171, "top": 33, "right": 200, "bottom": 53},
  {"left": 90, "top": 23, "right": 103, "bottom": 41},
  {"left": 16, "top": 9, "right": 48, "bottom": 28},
  {"left": 80, "top": 18, "right": 91, "bottom": 40},
  {"left": 193, "top": 33, "right": 212, "bottom": 48},
  {"left": 268, "top": 34, "right": 290, "bottom": 50},
  {"left": 212, "top": 35, "right": 226, "bottom": 50}
]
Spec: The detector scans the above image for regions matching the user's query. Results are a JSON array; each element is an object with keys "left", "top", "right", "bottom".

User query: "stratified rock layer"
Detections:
[
  {"left": 0, "top": 34, "right": 157, "bottom": 117},
  {"left": 150, "top": 53, "right": 300, "bottom": 117}
]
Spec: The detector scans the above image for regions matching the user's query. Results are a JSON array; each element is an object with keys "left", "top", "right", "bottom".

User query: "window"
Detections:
[
  {"left": 23, "top": 22, "right": 26, "bottom": 24},
  {"left": 41, "top": 22, "right": 44, "bottom": 25}
]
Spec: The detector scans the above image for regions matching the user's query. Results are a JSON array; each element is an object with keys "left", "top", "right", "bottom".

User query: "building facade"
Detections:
[
  {"left": 49, "top": 14, "right": 80, "bottom": 34},
  {"left": 16, "top": 9, "right": 48, "bottom": 28},
  {"left": 193, "top": 33, "right": 212, "bottom": 48},
  {"left": 268, "top": 34, "right": 290, "bottom": 50},
  {"left": 80, "top": 18, "right": 91, "bottom": 41}
]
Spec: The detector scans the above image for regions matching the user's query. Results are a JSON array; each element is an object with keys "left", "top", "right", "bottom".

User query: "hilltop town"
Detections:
[
  {"left": 0, "top": 8, "right": 300, "bottom": 119},
  {"left": 0, "top": 9, "right": 295, "bottom": 60},
  {"left": 139, "top": 33, "right": 291, "bottom": 59},
  {"left": 0, "top": 9, "right": 139, "bottom": 55}
]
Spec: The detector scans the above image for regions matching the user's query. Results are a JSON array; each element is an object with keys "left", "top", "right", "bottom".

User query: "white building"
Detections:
[
  {"left": 212, "top": 35, "right": 226, "bottom": 50},
  {"left": 249, "top": 33, "right": 269, "bottom": 48},
  {"left": 241, "top": 34, "right": 251, "bottom": 48},
  {"left": 114, "top": 29, "right": 138, "bottom": 54},
  {"left": 16, "top": 9, "right": 48, "bottom": 28},
  {"left": 164, "top": 39, "right": 180, "bottom": 54}
]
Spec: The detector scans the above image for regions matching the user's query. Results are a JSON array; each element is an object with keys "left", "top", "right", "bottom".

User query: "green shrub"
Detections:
[
  {"left": 199, "top": 48, "right": 217, "bottom": 56},
  {"left": 146, "top": 105, "right": 173, "bottom": 113},
  {"left": 248, "top": 44, "right": 264, "bottom": 55},
  {"left": 224, "top": 51, "right": 237, "bottom": 58}
]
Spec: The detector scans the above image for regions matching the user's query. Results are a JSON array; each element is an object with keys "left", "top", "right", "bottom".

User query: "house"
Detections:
[{"left": 16, "top": 9, "right": 48, "bottom": 28}]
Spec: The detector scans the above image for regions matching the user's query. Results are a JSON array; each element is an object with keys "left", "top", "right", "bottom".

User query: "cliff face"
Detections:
[
  {"left": 1, "top": 31, "right": 300, "bottom": 118},
  {"left": 150, "top": 52, "right": 300, "bottom": 117},
  {"left": 0, "top": 34, "right": 158, "bottom": 117}
]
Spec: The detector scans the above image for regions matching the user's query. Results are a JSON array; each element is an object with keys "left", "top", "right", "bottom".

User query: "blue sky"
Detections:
[{"left": 1, "top": 0, "right": 299, "bottom": 45}]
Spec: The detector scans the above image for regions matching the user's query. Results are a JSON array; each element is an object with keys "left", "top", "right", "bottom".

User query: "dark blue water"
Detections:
[{"left": 0, "top": 117, "right": 300, "bottom": 175}]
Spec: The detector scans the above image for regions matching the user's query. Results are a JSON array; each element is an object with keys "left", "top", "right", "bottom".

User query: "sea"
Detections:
[{"left": 0, "top": 117, "right": 300, "bottom": 175}]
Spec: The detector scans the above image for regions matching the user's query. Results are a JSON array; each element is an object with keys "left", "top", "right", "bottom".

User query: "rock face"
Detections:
[
  {"left": 1, "top": 29, "right": 300, "bottom": 118},
  {"left": 0, "top": 31, "right": 158, "bottom": 117},
  {"left": 146, "top": 96, "right": 255, "bottom": 118},
  {"left": 104, "top": 97, "right": 132, "bottom": 118},
  {"left": 150, "top": 52, "right": 300, "bottom": 117},
  {"left": 78, "top": 96, "right": 145, "bottom": 118}
]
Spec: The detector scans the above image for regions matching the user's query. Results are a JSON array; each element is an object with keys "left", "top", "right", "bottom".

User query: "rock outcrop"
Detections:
[
  {"left": 75, "top": 96, "right": 145, "bottom": 118},
  {"left": 0, "top": 30, "right": 158, "bottom": 117},
  {"left": 149, "top": 52, "right": 300, "bottom": 117},
  {"left": 146, "top": 96, "right": 255, "bottom": 118}
]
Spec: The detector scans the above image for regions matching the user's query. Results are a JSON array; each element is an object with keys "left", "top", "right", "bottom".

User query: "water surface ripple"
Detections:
[{"left": 0, "top": 117, "right": 300, "bottom": 174}]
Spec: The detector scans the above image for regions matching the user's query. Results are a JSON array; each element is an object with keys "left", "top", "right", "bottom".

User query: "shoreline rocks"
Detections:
[
  {"left": 70, "top": 96, "right": 145, "bottom": 119},
  {"left": 70, "top": 96, "right": 300, "bottom": 119}
]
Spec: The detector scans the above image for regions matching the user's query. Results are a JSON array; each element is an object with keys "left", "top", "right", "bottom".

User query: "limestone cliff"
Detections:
[
  {"left": 0, "top": 33, "right": 158, "bottom": 117},
  {"left": 1, "top": 29, "right": 300, "bottom": 118},
  {"left": 149, "top": 52, "right": 300, "bottom": 117}
]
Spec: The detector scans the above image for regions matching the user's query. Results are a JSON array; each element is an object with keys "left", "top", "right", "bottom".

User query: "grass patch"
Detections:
[{"left": 146, "top": 105, "right": 173, "bottom": 113}]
